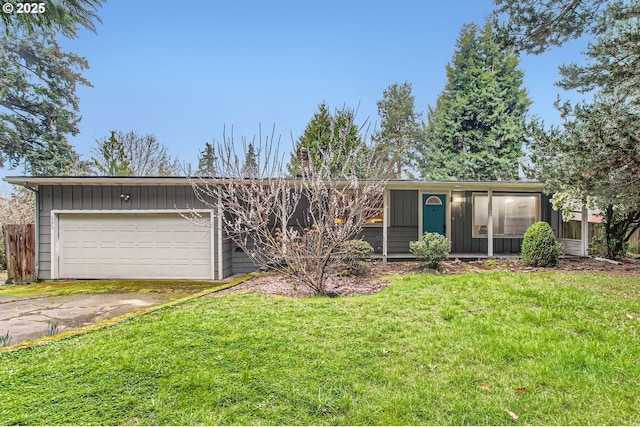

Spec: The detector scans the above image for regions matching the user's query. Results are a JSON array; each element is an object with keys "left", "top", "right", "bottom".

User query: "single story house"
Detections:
[{"left": 4, "top": 176, "right": 587, "bottom": 281}]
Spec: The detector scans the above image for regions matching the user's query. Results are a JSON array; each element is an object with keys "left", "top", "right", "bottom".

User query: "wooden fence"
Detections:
[
  {"left": 563, "top": 220, "right": 640, "bottom": 253},
  {"left": 562, "top": 221, "right": 601, "bottom": 241},
  {"left": 629, "top": 230, "right": 640, "bottom": 253},
  {"left": 3, "top": 224, "right": 36, "bottom": 283}
]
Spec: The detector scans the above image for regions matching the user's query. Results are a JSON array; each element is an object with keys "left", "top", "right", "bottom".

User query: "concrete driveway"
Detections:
[{"left": 0, "top": 293, "right": 172, "bottom": 347}]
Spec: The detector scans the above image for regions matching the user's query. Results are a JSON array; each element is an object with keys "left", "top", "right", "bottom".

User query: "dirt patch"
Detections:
[
  {"left": 213, "top": 270, "right": 389, "bottom": 298},
  {"left": 213, "top": 257, "right": 640, "bottom": 299},
  {"left": 439, "top": 256, "right": 640, "bottom": 276}
]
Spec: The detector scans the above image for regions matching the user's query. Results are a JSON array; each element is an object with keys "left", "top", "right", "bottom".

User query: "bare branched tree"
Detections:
[
  {"left": 91, "top": 130, "right": 180, "bottom": 176},
  {"left": 189, "top": 124, "right": 392, "bottom": 295}
]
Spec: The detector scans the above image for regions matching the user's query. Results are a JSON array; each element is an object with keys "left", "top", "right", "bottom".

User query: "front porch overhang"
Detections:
[{"left": 379, "top": 180, "right": 553, "bottom": 260}]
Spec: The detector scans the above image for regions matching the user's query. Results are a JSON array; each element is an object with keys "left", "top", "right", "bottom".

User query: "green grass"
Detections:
[
  {"left": 0, "top": 279, "right": 226, "bottom": 298},
  {"left": 0, "top": 272, "right": 639, "bottom": 425}
]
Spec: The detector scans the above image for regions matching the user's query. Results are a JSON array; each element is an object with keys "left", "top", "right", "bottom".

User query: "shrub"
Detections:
[
  {"left": 521, "top": 221, "right": 561, "bottom": 267},
  {"left": 589, "top": 233, "right": 628, "bottom": 260},
  {"left": 409, "top": 232, "right": 450, "bottom": 269},
  {"left": 339, "top": 240, "right": 374, "bottom": 275}
]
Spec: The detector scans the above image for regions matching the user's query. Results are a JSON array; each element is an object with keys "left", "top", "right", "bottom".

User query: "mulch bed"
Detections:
[{"left": 212, "top": 257, "right": 640, "bottom": 299}]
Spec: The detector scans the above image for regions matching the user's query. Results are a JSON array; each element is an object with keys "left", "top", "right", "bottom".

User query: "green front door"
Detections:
[{"left": 422, "top": 194, "right": 446, "bottom": 235}]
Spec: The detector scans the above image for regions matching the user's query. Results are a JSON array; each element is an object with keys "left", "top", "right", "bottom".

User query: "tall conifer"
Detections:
[
  {"left": 288, "top": 102, "right": 363, "bottom": 177},
  {"left": 415, "top": 20, "right": 531, "bottom": 181}
]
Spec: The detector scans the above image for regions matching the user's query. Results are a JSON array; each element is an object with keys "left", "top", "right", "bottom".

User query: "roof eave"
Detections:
[
  {"left": 3, "top": 176, "right": 547, "bottom": 192},
  {"left": 3, "top": 176, "right": 195, "bottom": 188}
]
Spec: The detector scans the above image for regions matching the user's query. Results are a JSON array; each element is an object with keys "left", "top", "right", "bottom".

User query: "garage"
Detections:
[{"left": 56, "top": 212, "right": 214, "bottom": 280}]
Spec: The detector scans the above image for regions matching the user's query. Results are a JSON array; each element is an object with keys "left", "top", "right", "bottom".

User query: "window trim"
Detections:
[{"left": 472, "top": 193, "right": 541, "bottom": 239}]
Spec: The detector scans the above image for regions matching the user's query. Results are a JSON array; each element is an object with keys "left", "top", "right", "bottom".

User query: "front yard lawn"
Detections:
[{"left": 0, "top": 271, "right": 638, "bottom": 425}]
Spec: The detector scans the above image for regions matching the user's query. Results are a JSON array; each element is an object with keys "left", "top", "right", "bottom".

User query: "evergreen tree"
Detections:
[
  {"left": 415, "top": 21, "right": 531, "bottom": 181},
  {"left": 528, "top": 94, "right": 640, "bottom": 260},
  {"left": 241, "top": 143, "right": 259, "bottom": 178},
  {"left": 525, "top": 2, "right": 640, "bottom": 260},
  {"left": 373, "top": 82, "right": 421, "bottom": 179},
  {"left": 196, "top": 142, "right": 218, "bottom": 177},
  {"left": 288, "top": 102, "right": 363, "bottom": 177},
  {"left": 24, "top": 139, "right": 85, "bottom": 176},
  {"left": 1, "top": 0, "right": 104, "bottom": 39},
  {"left": 496, "top": 0, "right": 640, "bottom": 259},
  {"left": 0, "top": 29, "right": 91, "bottom": 175},
  {"left": 90, "top": 130, "right": 178, "bottom": 176},
  {"left": 91, "top": 131, "right": 133, "bottom": 176},
  {"left": 494, "top": 0, "right": 611, "bottom": 54},
  {"left": 1, "top": 0, "right": 103, "bottom": 175},
  {"left": 556, "top": 2, "right": 640, "bottom": 100}
]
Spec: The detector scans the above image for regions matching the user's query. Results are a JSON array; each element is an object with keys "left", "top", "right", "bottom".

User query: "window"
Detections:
[
  {"left": 473, "top": 194, "right": 540, "bottom": 238},
  {"left": 425, "top": 195, "right": 443, "bottom": 205},
  {"left": 334, "top": 192, "right": 384, "bottom": 226},
  {"left": 363, "top": 200, "right": 384, "bottom": 225}
]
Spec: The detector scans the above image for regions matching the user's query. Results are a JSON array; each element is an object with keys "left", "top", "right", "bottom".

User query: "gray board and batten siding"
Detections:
[
  {"left": 359, "top": 190, "right": 419, "bottom": 253},
  {"left": 360, "top": 190, "right": 560, "bottom": 255},
  {"left": 449, "top": 191, "right": 560, "bottom": 253},
  {"left": 5, "top": 177, "right": 562, "bottom": 281},
  {"left": 37, "top": 184, "right": 231, "bottom": 280},
  {"left": 231, "top": 189, "right": 422, "bottom": 271}
]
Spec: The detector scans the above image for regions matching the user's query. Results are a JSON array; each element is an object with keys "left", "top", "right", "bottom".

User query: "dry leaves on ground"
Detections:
[
  {"left": 479, "top": 383, "right": 492, "bottom": 392},
  {"left": 506, "top": 410, "right": 520, "bottom": 420}
]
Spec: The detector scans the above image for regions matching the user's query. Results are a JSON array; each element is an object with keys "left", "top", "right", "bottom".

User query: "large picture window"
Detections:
[{"left": 473, "top": 194, "right": 540, "bottom": 238}]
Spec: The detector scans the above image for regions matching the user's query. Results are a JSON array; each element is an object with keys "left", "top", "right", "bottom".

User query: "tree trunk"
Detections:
[{"left": 603, "top": 206, "right": 640, "bottom": 260}]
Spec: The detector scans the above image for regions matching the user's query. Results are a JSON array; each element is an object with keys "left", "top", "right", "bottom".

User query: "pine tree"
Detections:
[
  {"left": 91, "top": 131, "right": 133, "bottom": 176},
  {"left": 494, "top": 0, "right": 611, "bottom": 54},
  {"left": 241, "top": 143, "right": 259, "bottom": 178},
  {"left": 415, "top": 21, "right": 531, "bottom": 181},
  {"left": 288, "top": 102, "right": 363, "bottom": 177},
  {"left": 1, "top": 0, "right": 103, "bottom": 39},
  {"left": 196, "top": 142, "right": 218, "bottom": 177},
  {"left": 0, "top": 29, "right": 90, "bottom": 175},
  {"left": 373, "top": 82, "right": 421, "bottom": 179},
  {"left": 525, "top": 2, "right": 640, "bottom": 259},
  {"left": 1, "top": 0, "right": 103, "bottom": 175}
]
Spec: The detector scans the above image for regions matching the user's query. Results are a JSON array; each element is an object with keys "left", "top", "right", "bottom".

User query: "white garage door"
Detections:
[{"left": 57, "top": 213, "right": 213, "bottom": 279}]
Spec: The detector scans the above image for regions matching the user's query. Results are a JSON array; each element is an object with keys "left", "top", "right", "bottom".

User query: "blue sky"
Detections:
[{"left": 5, "top": 0, "right": 590, "bottom": 182}]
